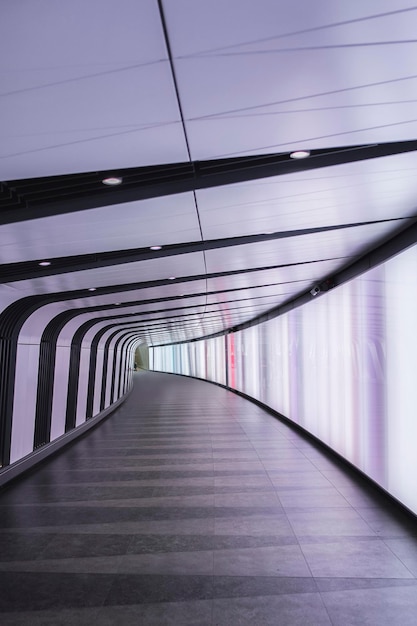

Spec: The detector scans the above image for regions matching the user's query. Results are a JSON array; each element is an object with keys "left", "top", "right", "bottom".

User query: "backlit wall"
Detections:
[{"left": 151, "top": 244, "right": 417, "bottom": 516}]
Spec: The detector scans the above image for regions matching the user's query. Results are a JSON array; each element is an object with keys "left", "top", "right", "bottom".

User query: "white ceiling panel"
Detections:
[
  {"left": 204, "top": 222, "right": 401, "bottom": 274},
  {"left": 164, "top": 1, "right": 417, "bottom": 56},
  {"left": 196, "top": 153, "right": 417, "bottom": 238},
  {"left": 1, "top": 0, "right": 187, "bottom": 179},
  {"left": 5, "top": 253, "right": 207, "bottom": 294},
  {"left": 206, "top": 277, "right": 310, "bottom": 297},
  {"left": 0, "top": 193, "right": 201, "bottom": 263},
  {"left": 165, "top": 0, "right": 417, "bottom": 158}
]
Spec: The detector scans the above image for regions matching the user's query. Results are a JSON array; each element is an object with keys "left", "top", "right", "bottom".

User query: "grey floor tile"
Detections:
[
  {"left": 214, "top": 490, "right": 280, "bottom": 508},
  {"left": 0, "top": 555, "right": 123, "bottom": 574},
  {"left": 213, "top": 544, "right": 312, "bottom": 577},
  {"left": 212, "top": 592, "right": 332, "bottom": 625},
  {"left": 316, "top": 577, "right": 417, "bottom": 592},
  {"left": 0, "top": 607, "right": 101, "bottom": 625},
  {"left": 336, "top": 486, "right": 388, "bottom": 508},
  {"left": 268, "top": 473, "right": 333, "bottom": 489},
  {"left": 213, "top": 461, "right": 265, "bottom": 471},
  {"left": 356, "top": 507, "right": 417, "bottom": 537},
  {"left": 261, "top": 459, "right": 318, "bottom": 471},
  {"left": 214, "top": 513, "right": 295, "bottom": 537},
  {"left": 23, "top": 518, "right": 215, "bottom": 535},
  {"left": 321, "top": 585, "right": 417, "bottom": 625},
  {"left": 127, "top": 534, "right": 215, "bottom": 554},
  {"left": 278, "top": 489, "right": 351, "bottom": 509},
  {"left": 96, "top": 600, "right": 213, "bottom": 625},
  {"left": 300, "top": 538, "right": 415, "bottom": 578},
  {"left": 286, "top": 507, "right": 376, "bottom": 537},
  {"left": 41, "top": 533, "right": 132, "bottom": 559},
  {"left": 54, "top": 494, "right": 215, "bottom": 508},
  {"left": 320, "top": 469, "right": 365, "bottom": 488},
  {"left": 104, "top": 573, "right": 213, "bottom": 605},
  {"left": 212, "top": 451, "right": 260, "bottom": 460},
  {"left": 0, "top": 572, "right": 114, "bottom": 611},
  {"left": 0, "top": 532, "right": 54, "bottom": 562},
  {"left": 255, "top": 449, "right": 308, "bottom": 460},
  {"left": 214, "top": 475, "right": 272, "bottom": 487},
  {"left": 213, "top": 575, "right": 317, "bottom": 599},
  {"left": 118, "top": 549, "right": 213, "bottom": 575},
  {"left": 383, "top": 537, "right": 417, "bottom": 576}
]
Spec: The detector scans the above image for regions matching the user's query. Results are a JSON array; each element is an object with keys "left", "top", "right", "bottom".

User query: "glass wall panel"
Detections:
[{"left": 151, "top": 244, "right": 417, "bottom": 515}]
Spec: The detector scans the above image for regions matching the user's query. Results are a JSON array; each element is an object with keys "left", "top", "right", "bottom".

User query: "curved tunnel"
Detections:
[{"left": 2, "top": 1, "right": 417, "bottom": 523}]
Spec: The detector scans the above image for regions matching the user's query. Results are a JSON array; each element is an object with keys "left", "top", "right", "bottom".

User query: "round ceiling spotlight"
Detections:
[
  {"left": 150, "top": 245, "right": 162, "bottom": 251},
  {"left": 289, "top": 150, "right": 310, "bottom": 159},
  {"left": 39, "top": 261, "right": 51, "bottom": 266},
  {"left": 168, "top": 276, "right": 176, "bottom": 280},
  {"left": 88, "top": 288, "right": 97, "bottom": 291},
  {"left": 102, "top": 176, "right": 123, "bottom": 186}
]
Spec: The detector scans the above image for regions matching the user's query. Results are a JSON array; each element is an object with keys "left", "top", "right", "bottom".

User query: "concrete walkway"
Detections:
[{"left": 0, "top": 371, "right": 416, "bottom": 625}]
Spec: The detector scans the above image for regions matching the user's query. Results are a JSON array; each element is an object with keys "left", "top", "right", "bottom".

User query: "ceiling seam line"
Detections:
[{"left": 157, "top": 0, "right": 209, "bottom": 328}]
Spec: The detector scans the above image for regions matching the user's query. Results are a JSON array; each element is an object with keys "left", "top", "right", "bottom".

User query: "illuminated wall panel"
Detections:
[{"left": 151, "top": 244, "right": 417, "bottom": 516}]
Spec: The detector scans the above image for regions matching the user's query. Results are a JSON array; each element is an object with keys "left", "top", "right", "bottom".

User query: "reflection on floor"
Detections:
[{"left": 0, "top": 371, "right": 417, "bottom": 625}]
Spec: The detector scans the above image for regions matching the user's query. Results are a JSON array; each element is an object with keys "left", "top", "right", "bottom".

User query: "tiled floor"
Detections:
[{"left": 1, "top": 371, "right": 417, "bottom": 625}]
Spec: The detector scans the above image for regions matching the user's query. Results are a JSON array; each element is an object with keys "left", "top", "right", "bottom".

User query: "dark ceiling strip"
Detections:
[
  {"left": 1, "top": 253, "right": 341, "bottom": 296},
  {"left": 124, "top": 303, "right": 276, "bottom": 335},
  {"left": 2, "top": 140, "right": 417, "bottom": 223},
  {"left": 0, "top": 216, "right": 408, "bottom": 283},
  {"left": 56, "top": 291, "right": 290, "bottom": 336}
]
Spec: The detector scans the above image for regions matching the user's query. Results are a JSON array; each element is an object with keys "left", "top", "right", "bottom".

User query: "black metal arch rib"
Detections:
[
  {"left": 2, "top": 140, "right": 417, "bottom": 224},
  {"left": 0, "top": 216, "right": 409, "bottom": 284}
]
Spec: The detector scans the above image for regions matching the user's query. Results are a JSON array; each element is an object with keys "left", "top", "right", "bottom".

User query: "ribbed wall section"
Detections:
[{"left": 0, "top": 298, "right": 144, "bottom": 475}]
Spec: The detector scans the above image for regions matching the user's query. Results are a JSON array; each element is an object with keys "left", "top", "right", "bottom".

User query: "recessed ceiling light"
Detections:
[
  {"left": 114, "top": 302, "right": 121, "bottom": 306},
  {"left": 168, "top": 276, "right": 176, "bottom": 280},
  {"left": 150, "top": 245, "right": 162, "bottom": 251},
  {"left": 102, "top": 176, "right": 122, "bottom": 185},
  {"left": 88, "top": 288, "right": 97, "bottom": 291},
  {"left": 290, "top": 150, "right": 310, "bottom": 159},
  {"left": 39, "top": 261, "right": 51, "bottom": 266}
]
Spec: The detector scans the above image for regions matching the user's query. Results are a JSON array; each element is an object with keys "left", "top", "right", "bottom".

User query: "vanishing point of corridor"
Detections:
[{"left": 0, "top": 371, "right": 417, "bottom": 625}]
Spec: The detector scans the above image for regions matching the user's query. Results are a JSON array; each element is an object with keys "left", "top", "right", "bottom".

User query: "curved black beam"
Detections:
[
  {"left": 33, "top": 310, "right": 76, "bottom": 450},
  {"left": 100, "top": 328, "right": 130, "bottom": 412},
  {"left": 2, "top": 140, "right": 417, "bottom": 224}
]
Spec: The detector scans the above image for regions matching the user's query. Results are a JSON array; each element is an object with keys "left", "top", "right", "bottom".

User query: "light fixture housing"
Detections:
[
  {"left": 290, "top": 150, "right": 310, "bottom": 159},
  {"left": 310, "top": 285, "right": 321, "bottom": 296},
  {"left": 102, "top": 176, "right": 123, "bottom": 186},
  {"left": 39, "top": 261, "right": 51, "bottom": 266},
  {"left": 150, "top": 245, "right": 162, "bottom": 251}
]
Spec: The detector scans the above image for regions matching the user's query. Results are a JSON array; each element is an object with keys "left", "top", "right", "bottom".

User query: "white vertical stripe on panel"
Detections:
[
  {"left": 50, "top": 345, "right": 71, "bottom": 441},
  {"left": 93, "top": 349, "right": 105, "bottom": 416},
  {"left": 10, "top": 342, "right": 40, "bottom": 464},
  {"left": 75, "top": 346, "right": 91, "bottom": 427},
  {"left": 113, "top": 343, "right": 122, "bottom": 399},
  {"left": 105, "top": 348, "right": 115, "bottom": 408}
]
